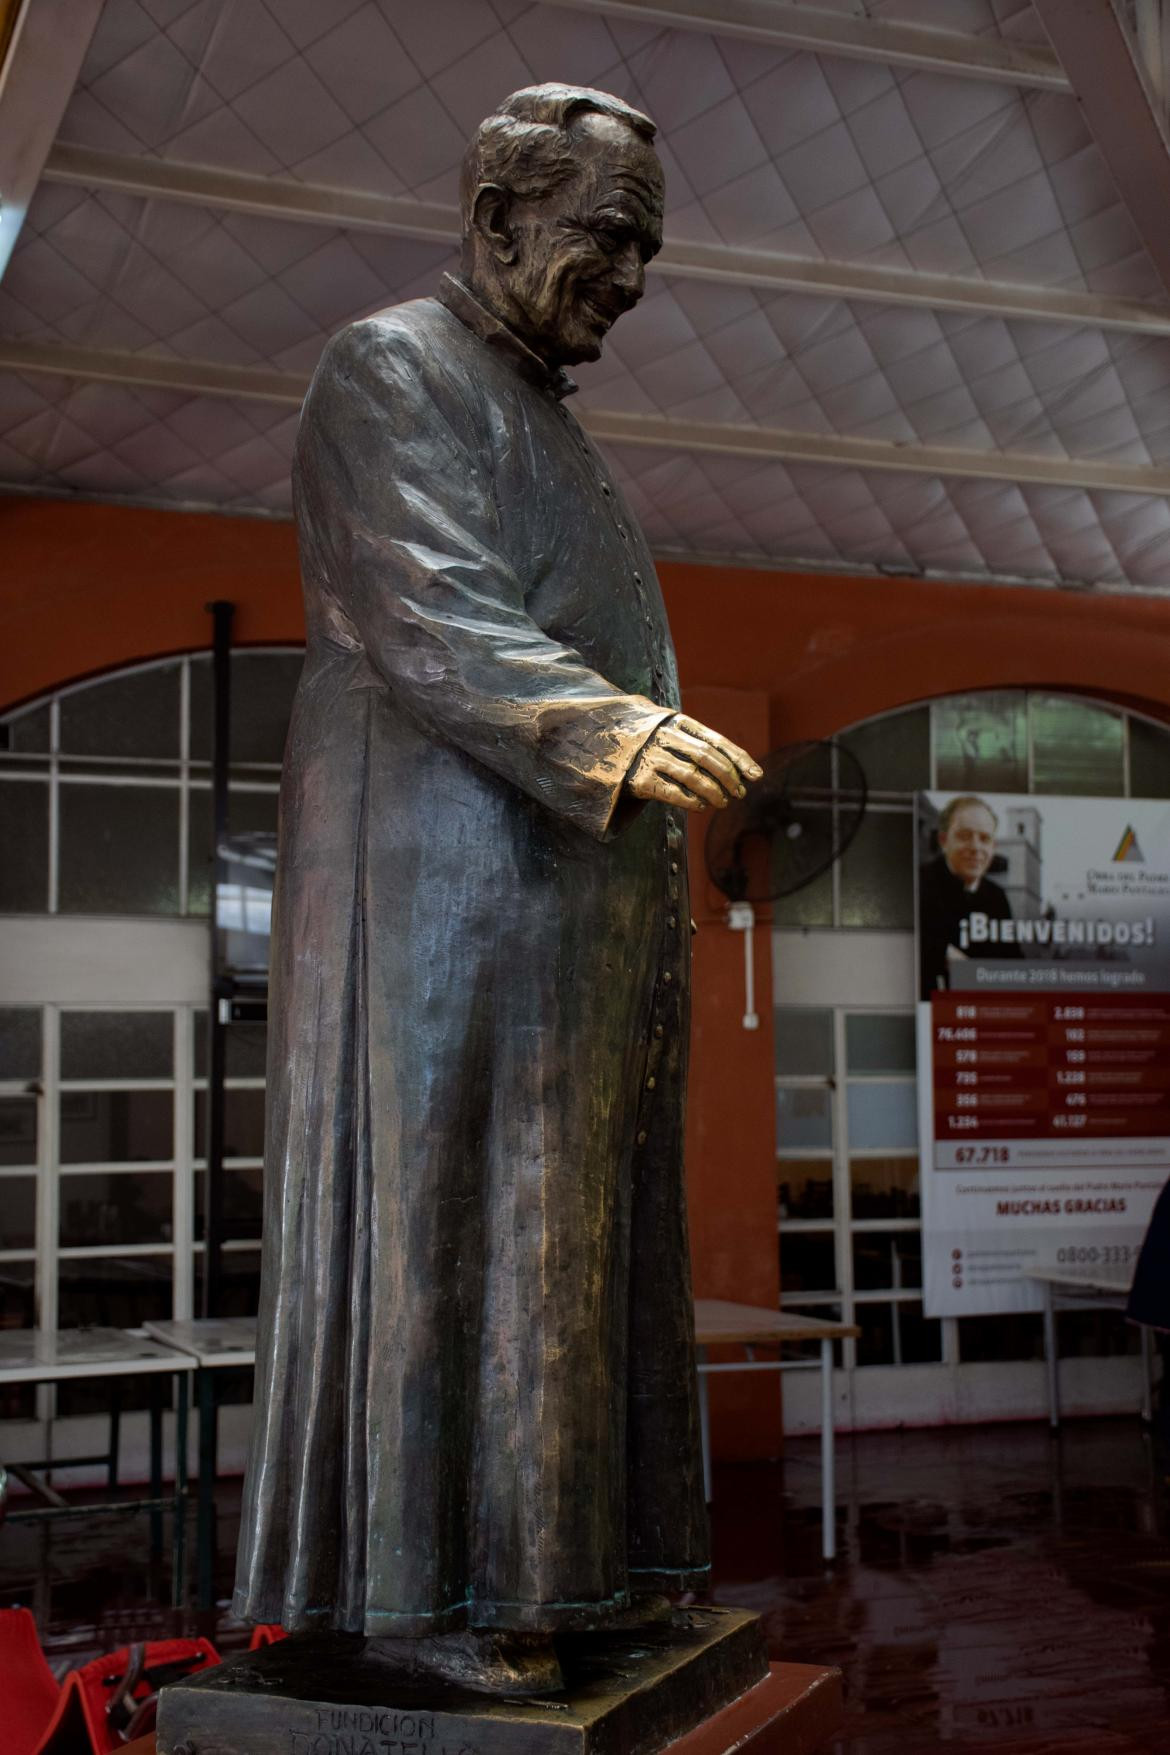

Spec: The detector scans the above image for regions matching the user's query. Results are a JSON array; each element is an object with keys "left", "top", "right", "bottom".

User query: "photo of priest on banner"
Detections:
[{"left": 917, "top": 794, "right": 1023, "bottom": 1000}]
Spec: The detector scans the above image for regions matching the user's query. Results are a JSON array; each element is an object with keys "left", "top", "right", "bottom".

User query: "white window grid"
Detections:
[{"left": 0, "top": 650, "right": 295, "bottom": 918}]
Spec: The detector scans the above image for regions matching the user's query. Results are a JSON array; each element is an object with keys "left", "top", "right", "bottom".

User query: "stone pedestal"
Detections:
[{"left": 156, "top": 1607, "right": 771, "bottom": 1755}]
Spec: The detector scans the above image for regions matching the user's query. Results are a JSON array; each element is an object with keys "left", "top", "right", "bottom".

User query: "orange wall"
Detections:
[{"left": 8, "top": 500, "right": 1170, "bottom": 1464}]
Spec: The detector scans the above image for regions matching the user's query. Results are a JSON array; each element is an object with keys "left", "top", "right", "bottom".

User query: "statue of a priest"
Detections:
[{"left": 233, "top": 82, "right": 761, "bottom": 1696}]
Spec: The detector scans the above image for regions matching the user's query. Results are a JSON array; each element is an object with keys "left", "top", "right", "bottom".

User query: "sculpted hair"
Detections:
[
  {"left": 939, "top": 794, "right": 998, "bottom": 835},
  {"left": 461, "top": 84, "right": 657, "bottom": 232}
]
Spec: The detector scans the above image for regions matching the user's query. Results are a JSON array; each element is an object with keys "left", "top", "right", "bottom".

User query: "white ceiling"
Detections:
[{"left": 3, "top": 0, "right": 1170, "bottom": 587}]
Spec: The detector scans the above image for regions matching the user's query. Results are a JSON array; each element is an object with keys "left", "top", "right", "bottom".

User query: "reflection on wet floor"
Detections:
[{"left": 3, "top": 1419, "right": 1170, "bottom": 1750}]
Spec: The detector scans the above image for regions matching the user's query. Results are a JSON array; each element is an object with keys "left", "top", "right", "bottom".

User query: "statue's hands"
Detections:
[{"left": 627, "top": 714, "right": 763, "bottom": 813}]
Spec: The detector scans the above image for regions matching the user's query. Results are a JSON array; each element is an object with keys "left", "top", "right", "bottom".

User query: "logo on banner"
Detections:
[{"left": 1113, "top": 824, "right": 1145, "bottom": 863}]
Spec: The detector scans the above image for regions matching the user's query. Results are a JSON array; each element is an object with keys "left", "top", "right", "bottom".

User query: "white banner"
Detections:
[{"left": 916, "top": 791, "right": 1170, "bottom": 1316}]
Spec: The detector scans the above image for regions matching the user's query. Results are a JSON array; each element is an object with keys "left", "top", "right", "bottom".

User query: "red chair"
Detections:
[
  {"left": 25, "top": 1632, "right": 219, "bottom": 1753},
  {"left": 248, "top": 1622, "right": 287, "bottom": 1649},
  {"left": 1, "top": 1608, "right": 61, "bottom": 1755}
]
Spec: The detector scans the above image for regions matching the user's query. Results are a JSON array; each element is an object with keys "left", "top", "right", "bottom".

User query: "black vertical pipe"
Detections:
[{"left": 203, "top": 600, "right": 234, "bottom": 1319}]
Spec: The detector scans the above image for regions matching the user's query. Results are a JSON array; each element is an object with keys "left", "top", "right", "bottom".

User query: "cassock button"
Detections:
[
  {"left": 662, "top": 971, "right": 673, "bottom": 984},
  {"left": 636, "top": 1130, "right": 648, "bottom": 1145},
  {"left": 671, "top": 861, "right": 680, "bottom": 874},
  {"left": 667, "top": 916, "right": 677, "bottom": 929},
  {"left": 654, "top": 1024, "right": 664, "bottom": 1038},
  {"left": 646, "top": 1076, "right": 656, "bottom": 1090}
]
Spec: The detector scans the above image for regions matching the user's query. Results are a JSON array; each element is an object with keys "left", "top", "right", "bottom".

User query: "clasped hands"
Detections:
[{"left": 627, "top": 713, "right": 762, "bottom": 813}]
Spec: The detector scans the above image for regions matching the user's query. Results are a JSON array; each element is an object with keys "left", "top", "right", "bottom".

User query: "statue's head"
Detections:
[{"left": 460, "top": 84, "right": 664, "bottom": 368}]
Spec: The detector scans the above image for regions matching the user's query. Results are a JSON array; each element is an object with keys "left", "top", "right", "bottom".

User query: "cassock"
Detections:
[
  {"left": 918, "top": 857, "right": 1021, "bottom": 1001},
  {"left": 233, "top": 274, "right": 710, "bottom": 1636}
]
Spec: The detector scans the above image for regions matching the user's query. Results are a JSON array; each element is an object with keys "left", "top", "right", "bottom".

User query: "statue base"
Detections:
[{"left": 156, "top": 1606, "right": 769, "bottom": 1755}]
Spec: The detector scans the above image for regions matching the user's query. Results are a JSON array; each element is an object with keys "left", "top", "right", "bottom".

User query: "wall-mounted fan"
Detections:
[{"left": 704, "top": 741, "right": 868, "bottom": 1028}]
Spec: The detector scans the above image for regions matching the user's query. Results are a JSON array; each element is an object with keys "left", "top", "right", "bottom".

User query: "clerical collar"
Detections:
[{"left": 436, "top": 274, "right": 577, "bottom": 400}]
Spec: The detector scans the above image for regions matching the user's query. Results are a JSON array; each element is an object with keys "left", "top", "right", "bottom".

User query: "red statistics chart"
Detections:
[{"left": 933, "top": 991, "right": 1170, "bottom": 1143}]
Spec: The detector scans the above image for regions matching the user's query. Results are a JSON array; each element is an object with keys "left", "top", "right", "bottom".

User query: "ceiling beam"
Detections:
[
  {"left": 4, "top": 335, "right": 1170, "bottom": 498},
  {"left": 41, "top": 144, "right": 1170, "bottom": 339},
  {"left": 0, "top": 338, "right": 306, "bottom": 404},
  {"left": 1034, "top": 0, "right": 1170, "bottom": 303},
  {"left": 0, "top": 0, "right": 103, "bottom": 280},
  {"left": 541, "top": 0, "right": 1070, "bottom": 88}
]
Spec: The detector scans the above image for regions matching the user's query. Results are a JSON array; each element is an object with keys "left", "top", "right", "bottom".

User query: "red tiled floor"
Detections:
[{"left": 3, "top": 1419, "right": 1170, "bottom": 1749}]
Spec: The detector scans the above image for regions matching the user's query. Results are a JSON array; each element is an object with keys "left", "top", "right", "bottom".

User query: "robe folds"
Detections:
[{"left": 233, "top": 274, "right": 710, "bottom": 1637}]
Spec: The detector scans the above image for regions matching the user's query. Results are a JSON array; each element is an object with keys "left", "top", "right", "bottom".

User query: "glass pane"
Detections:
[
  {"left": 187, "top": 787, "right": 279, "bottom": 917},
  {"left": 1056, "top": 1309, "right": 1139, "bottom": 1357},
  {"left": 774, "top": 1009, "right": 833, "bottom": 1077},
  {"left": 57, "top": 1374, "right": 167, "bottom": 1417},
  {"left": 935, "top": 691, "right": 1027, "bottom": 792},
  {"left": 840, "top": 707, "right": 929, "bottom": 793},
  {"left": 0, "top": 1096, "right": 37, "bottom": 1167},
  {"left": 0, "top": 1258, "right": 35, "bottom": 1333},
  {"left": 60, "top": 1172, "right": 173, "bottom": 1247},
  {"left": 194, "top": 1012, "right": 268, "bottom": 1079},
  {"left": 61, "top": 1011, "right": 172, "bottom": 1080},
  {"left": 59, "top": 664, "right": 181, "bottom": 758},
  {"left": 194, "top": 1087, "right": 266, "bottom": 1160},
  {"left": 846, "top": 1013, "right": 916, "bottom": 1074},
  {"left": 846, "top": 1081, "right": 917, "bottom": 1149},
  {"left": 850, "top": 1154, "right": 920, "bottom": 1220},
  {"left": 857, "top": 1301, "right": 942, "bottom": 1365},
  {"left": 0, "top": 780, "right": 49, "bottom": 910},
  {"left": 195, "top": 1167, "right": 264, "bottom": 1241},
  {"left": 190, "top": 650, "right": 302, "bottom": 766},
  {"left": 59, "top": 1090, "right": 173, "bottom": 1163},
  {"left": 1128, "top": 715, "right": 1170, "bottom": 800},
  {"left": 838, "top": 812, "right": 914, "bottom": 929},
  {"left": 1031, "top": 695, "right": 1124, "bottom": 796},
  {"left": 772, "top": 863, "right": 833, "bottom": 927},
  {"left": 778, "top": 1157, "right": 833, "bottom": 1221},
  {"left": 957, "top": 1313, "right": 1044, "bottom": 1362},
  {"left": 776, "top": 1085, "right": 832, "bottom": 1150},
  {"left": 0, "top": 1008, "right": 41, "bottom": 1080},
  {"left": 5, "top": 702, "right": 50, "bottom": 753},
  {"left": 776, "top": 1300, "right": 847, "bottom": 1366},
  {"left": 58, "top": 1253, "right": 172, "bottom": 1328},
  {"left": 780, "top": 1229, "right": 838, "bottom": 1295},
  {"left": 853, "top": 1230, "right": 922, "bottom": 1291},
  {"left": 0, "top": 1177, "right": 36, "bottom": 1249},
  {"left": 196, "top": 1247, "right": 262, "bottom": 1319},
  {"left": 58, "top": 784, "right": 180, "bottom": 914}
]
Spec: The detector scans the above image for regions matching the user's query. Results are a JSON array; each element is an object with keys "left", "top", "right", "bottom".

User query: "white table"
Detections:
[
  {"left": 1027, "top": 1268, "right": 1154, "bottom": 1429},
  {"left": 0, "top": 1326, "right": 195, "bottom": 1604},
  {"left": 694, "top": 1299, "right": 859, "bottom": 1562},
  {"left": 144, "top": 1317, "right": 258, "bottom": 1608}
]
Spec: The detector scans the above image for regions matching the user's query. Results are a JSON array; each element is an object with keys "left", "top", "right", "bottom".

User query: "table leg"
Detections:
[
  {"left": 197, "top": 1368, "right": 218, "bottom": 1610},
  {"left": 820, "top": 1337, "right": 835, "bottom": 1563},
  {"left": 173, "top": 1371, "right": 188, "bottom": 1610},
  {"left": 1043, "top": 1281, "right": 1060, "bottom": 1430},
  {"left": 107, "top": 1378, "right": 122, "bottom": 1490},
  {"left": 149, "top": 1377, "right": 164, "bottom": 1557},
  {"left": 697, "top": 1348, "right": 712, "bottom": 1506},
  {"left": 1141, "top": 1323, "right": 1155, "bottom": 1425}
]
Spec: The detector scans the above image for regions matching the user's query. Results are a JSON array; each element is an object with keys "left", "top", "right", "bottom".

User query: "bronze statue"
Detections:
[{"left": 232, "top": 84, "right": 761, "bottom": 1698}]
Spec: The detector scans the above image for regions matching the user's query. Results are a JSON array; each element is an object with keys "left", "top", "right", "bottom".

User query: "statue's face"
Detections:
[{"left": 503, "top": 115, "right": 664, "bottom": 366}]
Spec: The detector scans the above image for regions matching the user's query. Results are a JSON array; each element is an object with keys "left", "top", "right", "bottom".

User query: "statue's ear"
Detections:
[{"left": 471, "top": 184, "right": 517, "bottom": 263}]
